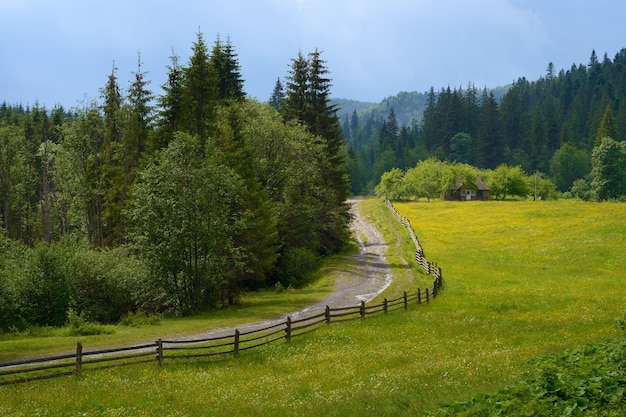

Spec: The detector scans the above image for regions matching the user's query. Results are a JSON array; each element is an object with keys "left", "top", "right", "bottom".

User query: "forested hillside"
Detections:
[
  {"left": 343, "top": 49, "right": 626, "bottom": 196},
  {"left": 0, "top": 33, "right": 350, "bottom": 328}
]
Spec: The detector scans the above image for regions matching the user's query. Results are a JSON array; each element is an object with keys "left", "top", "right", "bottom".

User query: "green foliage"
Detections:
[
  {"left": 0, "top": 229, "right": 21, "bottom": 330},
  {"left": 595, "top": 104, "right": 619, "bottom": 147},
  {"left": 570, "top": 178, "right": 593, "bottom": 200},
  {"left": 241, "top": 101, "right": 348, "bottom": 279},
  {"left": 449, "top": 132, "right": 474, "bottom": 164},
  {"left": 375, "top": 167, "right": 404, "bottom": 200},
  {"left": 130, "top": 132, "right": 251, "bottom": 313},
  {"left": 275, "top": 247, "right": 319, "bottom": 288},
  {"left": 431, "top": 338, "right": 626, "bottom": 416},
  {"left": 402, "top": 157, "right": 449, "bottom": 200},
  {"left": 485, "top": 164, "right": 531, "bottom": 200},
  {"left": 18, "top": 242, "right": 72, "bottom": 327},
  {"left": 66, "top": 242, "right": 151, "bottom": 323},
  {"left": 528, "top": 171, "right": 558, "bottom": 200},
  {"left": 590, "top": 136, "right": 626, "bottom": 200},
  {"left": 118, "top": 310, "right": 161, "bottom": 327},
  {"left": 550, "top": 142, "right": 591, "bottom": 192},
  {"left": 282, "top": 49, "right": 352, "bottom": 254},
  {"left": 65, "top": 308, "right": 114, "bottom": 336}
]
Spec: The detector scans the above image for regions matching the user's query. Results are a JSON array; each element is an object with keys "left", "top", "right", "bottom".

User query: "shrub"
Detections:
[
  {"left": 68, "top": 245, "right": 152, "bottom": 323},
  {"left": 65, "top": 309, "right": 114, "bottom": 336},
  {"left": 276, "top": 247, "right": 319, "bottom": 288},
  {"left": 17, "top": 242, "right": 72, "bottom": 327}
]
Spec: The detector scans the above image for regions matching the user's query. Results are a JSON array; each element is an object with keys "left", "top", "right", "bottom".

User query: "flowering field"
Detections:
[{"left": 1, "top": 198, "right": 624, "bottom": 416}]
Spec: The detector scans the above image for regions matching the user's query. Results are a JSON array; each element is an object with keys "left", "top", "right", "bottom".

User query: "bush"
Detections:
[
  {"left": 0, "top": 232, "right": 26, "bottom": 331},
  {"left": 431, "top": 336, "right": 626, "bottom": 416},
  {"left": 276, "top": 247, "right": 319, "bottom": 288},
  {"left": 65, "top": 309, "right": 114, "bottom": 336},
  {"left": 68, "top": 245, "right": 153, "bottom": 324},
  {"left": 17, "top": 242, "right": 72, "bottom": 327}
]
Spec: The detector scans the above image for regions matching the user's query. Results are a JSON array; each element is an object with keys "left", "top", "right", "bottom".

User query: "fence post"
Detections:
[
  {"left": 325, "top": 305, "right": 331, "bottom": 324},
  {"left": 286, "top": 316, "right": 292, "bottom": 342},
  {"left": 75, "top": 341, "right": 83, "bottom": 374},
  {"left": 157, "top": 339, "right": 163, "bottom": 366},
  {"left": 417, "top": 288, "right": 421, "bottom": 304},
  {"left": 433, "top": 280, "right": 437, "bottom": 297},
  {"left": 360, "top": 300, "right": 365, "bottom": 318},
  {"left": 426, "top": 288, "right": 430, "bottom": 303},
  {"left": 383, "top": 298, "right": 388, "bottom": 314},
  {"left": 403, "top": 291, "right": 408, "bottom": 310},
  {"left": 234, "top": 329, "right": 240, "bottom": 356}
]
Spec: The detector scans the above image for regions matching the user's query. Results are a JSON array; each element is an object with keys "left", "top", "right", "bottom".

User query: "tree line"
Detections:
[
  {"left": 0, "top": 32, "right": 350, "bottom": 329},
  {"left": 344, "top": 49, "right": 626, "bottom": 200}
]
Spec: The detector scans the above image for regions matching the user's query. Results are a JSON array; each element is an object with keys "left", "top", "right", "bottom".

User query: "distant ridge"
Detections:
[{"left": 333, "top": 85, "right": 510, "bottom": 127}]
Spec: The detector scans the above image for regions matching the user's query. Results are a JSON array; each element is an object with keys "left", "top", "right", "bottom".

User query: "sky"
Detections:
[{"left": 2, "top": 0, "right": 626, "bottom": 109}]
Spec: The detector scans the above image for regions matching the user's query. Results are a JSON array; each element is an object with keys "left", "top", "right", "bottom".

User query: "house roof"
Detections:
[
  {"left": 453, "top": 176, "right": 491, "bottom": 191},
  {"left": 475, "top": 176, "right": 491, "bottom": 191}
]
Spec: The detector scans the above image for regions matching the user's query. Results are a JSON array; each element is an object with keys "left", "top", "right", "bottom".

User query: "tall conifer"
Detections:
[{"left": 181, "top": 31, "right": 218, "bottom": 144}]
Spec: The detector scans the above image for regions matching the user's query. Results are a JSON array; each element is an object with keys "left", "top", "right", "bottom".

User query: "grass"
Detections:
[{"left": 1, "top": 198, "right": 625, "bottom": 416}]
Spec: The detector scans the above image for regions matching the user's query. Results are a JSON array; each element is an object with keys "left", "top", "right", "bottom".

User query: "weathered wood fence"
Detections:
[
  {"left": 0, "top": 199, "right": 444, "bottom": 386},
  {"left": 385, "top": 199, "right": 443, "bottom": 287}
]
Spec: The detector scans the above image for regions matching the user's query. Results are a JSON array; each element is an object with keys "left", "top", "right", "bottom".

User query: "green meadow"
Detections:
[{"left": 1, "top": 198, "right": 624, "bottom": 416}]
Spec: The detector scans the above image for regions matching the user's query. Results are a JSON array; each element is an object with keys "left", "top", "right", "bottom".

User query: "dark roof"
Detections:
[
  {"left": 453, "top": 176, "right": 491, "bottom": 191},
  {"left": 475, "top": 176, "right": 490, "bottom": 191}
]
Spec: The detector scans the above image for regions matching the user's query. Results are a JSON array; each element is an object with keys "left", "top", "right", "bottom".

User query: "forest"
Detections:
[
  {"left": 343, "top": 49, "right": 626, "bottom": 199},
  {"left": 0, "top": 33, "right": 350, "bottom": 330},
  {"left": 2, "top": 36, "right": 626, "bottom": 331}
]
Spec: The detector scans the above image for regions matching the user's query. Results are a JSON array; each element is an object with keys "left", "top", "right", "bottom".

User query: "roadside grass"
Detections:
[{"left": 1, "top": 198, "right": 625, "bottom": 416}]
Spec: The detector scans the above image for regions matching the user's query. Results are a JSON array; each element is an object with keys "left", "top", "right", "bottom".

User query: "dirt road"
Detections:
[{"left": 169, "top": 198, "right": 393, "bottom": 341}]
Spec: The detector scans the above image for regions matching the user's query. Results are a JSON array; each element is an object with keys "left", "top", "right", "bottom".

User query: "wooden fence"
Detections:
[
  {"left": 385, "top": 199, "right": 443, "bottom": 285},
  {"left": 0, "top": 199, "right": 444, "bottom": 386}
]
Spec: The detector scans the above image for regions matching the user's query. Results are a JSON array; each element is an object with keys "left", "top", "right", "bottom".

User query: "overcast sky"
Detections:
[{"left": 2, "top": 0, "right": 625, "bottom": 109}]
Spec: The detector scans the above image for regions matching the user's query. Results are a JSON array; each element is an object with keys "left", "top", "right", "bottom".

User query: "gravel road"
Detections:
[{"left": 167, "top": 197, "right": 393, "bottom": 342}]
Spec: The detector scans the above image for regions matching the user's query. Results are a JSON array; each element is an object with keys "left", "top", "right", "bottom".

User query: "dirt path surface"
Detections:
[{"left": 167, "top": 198, "right": 392, "bottom": 342}]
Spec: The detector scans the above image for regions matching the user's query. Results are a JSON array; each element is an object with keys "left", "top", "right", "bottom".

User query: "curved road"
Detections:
[{"left": 167, "top": 198, "right": 393, "bottom": 342}]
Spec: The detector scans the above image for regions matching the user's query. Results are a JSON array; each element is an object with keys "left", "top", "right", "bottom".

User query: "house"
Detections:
[{"left": 442, "top": 176, "right": 491, "bottom": 201}]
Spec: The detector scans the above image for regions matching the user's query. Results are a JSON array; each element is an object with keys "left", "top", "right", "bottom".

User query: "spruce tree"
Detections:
[
  {"left": 101, "top": 64, "right": 123, "bottom": 246},
  {"left": 282, "top": 51, "right": 308, "bottom": 122},
  {"left": 211, "top": 35, "right": 245, "bottom": 102},
  {"left": 595, "top": 104, "right": 618, "bottom": 146},
  {"left": 155, "top": 50, "right": 184, "bottom": 150},
  {"left": 181, "top": 31, "right": 218, "bottom": 144},
  {"left": 268, "top": 77, "right": 284, "bottom": 112},
  {"left": 282, "top": 49, "right": 350, "bottom": 254}
]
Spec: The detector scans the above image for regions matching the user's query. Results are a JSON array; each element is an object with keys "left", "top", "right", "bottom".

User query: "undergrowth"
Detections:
[{"left": 430, "top": 336, "right": 626, "bottom": 416}]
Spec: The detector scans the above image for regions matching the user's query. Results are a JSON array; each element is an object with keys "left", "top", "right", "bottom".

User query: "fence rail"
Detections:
[{"left": 0, "top": 198, "right": 444, "bottom": 386}]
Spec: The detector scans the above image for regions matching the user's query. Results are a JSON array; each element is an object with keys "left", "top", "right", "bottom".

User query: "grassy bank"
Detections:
[{"left": 1, "top": 198, "right": 624, "bottom": 416}]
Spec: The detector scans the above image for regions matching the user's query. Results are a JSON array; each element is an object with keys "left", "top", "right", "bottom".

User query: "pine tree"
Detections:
[
  {"left": 211, "top": 35, "right": 245, "bottom": 102},
  {"left": 268, "top": 77, "right": 284, "bottom": 112},
  {"left": 126, "top": 53, "right": 154, "bottom": 166},
  {"left": 282, "top": 49, "right": 351, "bottom": 254},
  {"left": 475, "top": 90, "right": 503, "bottom": 169},
  {"left": 101, "top": 64, "right": 123, "bottom": 246},
  {"left": 595, "top": 104, "right": 618, "bottom": 146},
  {"left": 379, "top": 107, "right": 399, "bottom": 153},
  {"left": 155, "top": 50, "right": 184, "bottom": 150},
  {"left": 281, "top": 51, "right": 308, "bottom": 122},
  {"left": 181, "top": 31, "right": 218, "bottom": 144}
]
